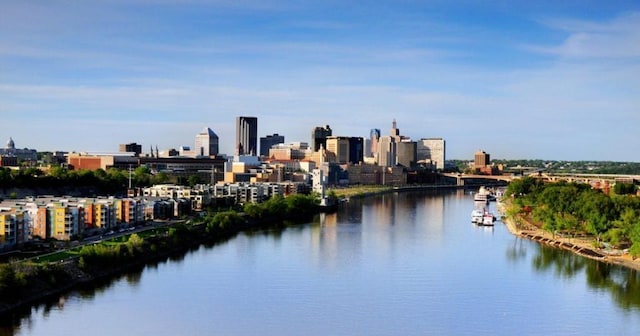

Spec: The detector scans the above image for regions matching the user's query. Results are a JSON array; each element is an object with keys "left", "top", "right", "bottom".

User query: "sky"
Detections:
[{"left": 1, "top": 0, "right": 639, "bottom": 161}]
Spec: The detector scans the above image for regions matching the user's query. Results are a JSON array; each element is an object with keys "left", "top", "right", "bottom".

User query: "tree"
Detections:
[
  {"left": 127, "top": 233, "right": 145, "bottom": 256},
  {"left": 49, "top": 166, "right": 69, "bottom": 179},
  {"left": 188, "top": 175, "right": 200, "bottom": 187},
  {"left": 151, "top": 171, "right": 170, "bottom": 185},
  {"left": 614, "top": 183, "right": 637, "bottom": 195},
  {"left": 629, "top": 223, "right": 640, "bottom": 259},
  {"left": 606, "top": 208, "right": 640, "bottom": 248}
]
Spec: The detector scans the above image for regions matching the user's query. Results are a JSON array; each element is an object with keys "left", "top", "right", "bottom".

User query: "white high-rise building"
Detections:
[
  {"left": 417, "top": 138, "right": 446, "bottom": 170},
  {"left": 195, "top": 127, "right": 219, "bottom": 157}
]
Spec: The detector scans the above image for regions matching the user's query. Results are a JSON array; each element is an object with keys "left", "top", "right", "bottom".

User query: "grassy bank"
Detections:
[{"left": 329, "top": 185, "right": 393, "bottom": 199}]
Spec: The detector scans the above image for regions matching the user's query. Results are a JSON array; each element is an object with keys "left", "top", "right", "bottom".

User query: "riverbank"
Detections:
[
  {"left": 0, "top": 194, "right": 327, "bottom": 317},
  {"left": 498, "top": 201, "right": 640, "bottom": 272},
  {"left": 331, "top": 183, "right": 506, "bottom": 200},
  {"left": 330, "top": 186, "right": 394, "bottom": 199}
]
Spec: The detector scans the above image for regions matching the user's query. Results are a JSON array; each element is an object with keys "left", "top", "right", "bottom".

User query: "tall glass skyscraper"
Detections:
[{"left": 236, "top": 116, "right": 258, "bottom": 155}]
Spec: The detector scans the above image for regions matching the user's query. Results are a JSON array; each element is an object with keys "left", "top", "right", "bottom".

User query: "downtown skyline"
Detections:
[{"left": 1, "top": 1, "right": 639, "bottom": 161}]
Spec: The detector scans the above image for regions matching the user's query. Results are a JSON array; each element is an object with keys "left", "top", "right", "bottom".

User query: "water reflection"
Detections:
[
  {"left": 505, "top": 237, "right": 527, "bottom": 262},
  {"left": 530, "top": 244, "right": 640, "bottom": 311},
  {"left": 0, "top": 252, "right": 184, "bottom": 336},
  {"left": 312, "top": 211, "right": 362, "bottom": 271}
]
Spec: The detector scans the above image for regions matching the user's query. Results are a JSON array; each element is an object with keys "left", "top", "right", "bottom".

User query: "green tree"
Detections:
[
  {"left": 127, "top": 233, "right": 145, "bottom": 256},
  {"left": 152, "top": 171, "right": 170, "bottom": 185},
  {"left": 629, "top": 223, "right": 640, "bottom": 259},
  {"left": 188, "top": 175, "right": 200, "bottom": 187},
  {"left": 243, "top": 202, "right": 264, "bottom": 219},
  {"left": 614, "top": 183, "right": 637, "bottom": 195}
]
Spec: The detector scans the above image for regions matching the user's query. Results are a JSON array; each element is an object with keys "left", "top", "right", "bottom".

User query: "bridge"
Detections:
[
  {"left": 525, "top": 172, "right": 640, "bottom": 185},
  {"left": 439, "top": 173, "right": 513, "bottom": 187},
  {"left": 439, "top": 171, "right": 640, "bottom": 188}
]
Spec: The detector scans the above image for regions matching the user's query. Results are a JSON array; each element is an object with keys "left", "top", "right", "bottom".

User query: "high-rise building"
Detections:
[
  {"left": 259, "top": 134, "right": 285, "bottom": 157},
  {"left": 119, "top": 143, "right": 142, "bottom": 156},
  {"left": 311, "top": 125, "right": 332, "bottom": 152},
  {"left": 377, "top": 136, "right": 396, "bottom": 167},
  {"left": 396, "top": 140, "right": 417, "bottom": 168},
  {"left": 369, "top": 128, "right": 381, "bottom": 157},
  {"left": 195, "top": 127, "right": 219, "bottom": 157},
  {"left": 236, "top": 116, "right": 258, "bottom": 156},
  {"left": 348, "top": 137, "right": 364, "bottom": 164},
  {"left": 326, "top": 136, "right": 364, "bottom": 164},
  {"left": 325, "top": 136, "right": 350, "bottom": 163},
  {"left": 417, "top": 138, "right": 446, "bottom": 170},
  {"left": 474, "top": 150, "right": 490, "bottom": 168},
  {"left": 390, "top": 119, "right": 401, "bottom": 142}
]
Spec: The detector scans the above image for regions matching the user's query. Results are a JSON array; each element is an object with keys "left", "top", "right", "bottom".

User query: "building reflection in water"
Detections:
[{"left": 311, "top": 191, "right": 451, "bottom": 271}]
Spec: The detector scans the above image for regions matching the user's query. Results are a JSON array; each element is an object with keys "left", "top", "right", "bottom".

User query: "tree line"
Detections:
[
  {"left": 506, "top": 177, "right": 640, "bottom": 257},
  {"left": 0, "top": 166, "right": 203, "bottom": 195}
]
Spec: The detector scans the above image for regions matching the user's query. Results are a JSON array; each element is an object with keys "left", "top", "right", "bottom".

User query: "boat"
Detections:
[
  {"left": 481, "top": 212, "right": 495, "bottom": 226},
  {"left": 471, "top": 206, "right": 495, "bottom": 226},
  {"left": 477, "top": 186, "right": 497, "bottom": 202},
  {"left": 471, "top": 208, "right": 484, "bottom": 224},
  {"left": 474, "top": 193, "right": 488, "bottom": 203}
]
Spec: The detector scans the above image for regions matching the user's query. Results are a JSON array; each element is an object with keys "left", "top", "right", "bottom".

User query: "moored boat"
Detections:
[
  {"left": 471, "top": 208, "right": 484, "bottom": 224},
  {"left": 481, "top": 212, "right": 495, "bottom": 226}
]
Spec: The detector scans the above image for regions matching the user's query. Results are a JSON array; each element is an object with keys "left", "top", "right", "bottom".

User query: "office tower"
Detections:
[
  {"left": 311, "top": 125, "right": 332, "bottom": 152},
  {"left": 396, "top": 140, "right": 417, "bottom": 168},
  {"left": 195, "top": 127, "right": 219, "bottom": 157},
  {"left": 369, "top": 128, "right": 381, "bottom": 157},
  {"left": 417, "top": 138, "right": 446, "bottom": 170},
  {"left": 474, "top": 150, "right": 490, "bottom": 168},
  {"left": 260, "top": 134, "right": 285, "bottom": 157},
  {"left": 390, "top": 119, "right": 401, "bottom": 142},
  {"left": 377, "top": 136, "right": 396, "bottom": 167},
  {"left": 119, "top": 143, "right": 143, "bottom": 156},
  {"left": 325, "top": 136, "right": 349, "bottom": 163},
  {"left": 348, "top": 137, "right": 364, "bottom": 164},
  {"left": 236, "top": 116, "right": 258, "bottom": 156},
  {"left": 326, "top": 136, "right": 364, "bottom": 164}
]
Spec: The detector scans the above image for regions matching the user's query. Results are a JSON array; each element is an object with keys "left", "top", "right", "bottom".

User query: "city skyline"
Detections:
[{"left": 1, "top": 1, "right": 639, "bottom": 161}]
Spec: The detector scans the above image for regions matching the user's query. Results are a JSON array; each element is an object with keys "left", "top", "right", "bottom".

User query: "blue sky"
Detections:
[{"left": 1, "top": 0, "right": 639, "bottom": 160}]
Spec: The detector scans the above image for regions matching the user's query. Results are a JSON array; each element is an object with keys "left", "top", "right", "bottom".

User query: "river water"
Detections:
[{"left": 4, "top": 190, "right": 640, "bottom": 335}]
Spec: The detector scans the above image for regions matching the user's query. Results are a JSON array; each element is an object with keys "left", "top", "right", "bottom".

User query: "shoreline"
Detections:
[
  {"left": 0, "top": 204, "right": 329, "bottom": 318},
  {"left": 498, "top": 202, "right": 640, "bottom": 272}
]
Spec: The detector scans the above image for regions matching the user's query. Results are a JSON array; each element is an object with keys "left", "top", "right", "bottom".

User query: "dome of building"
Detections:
[{"left": 7, "top": 137, "right": 15, "bottom": 149}]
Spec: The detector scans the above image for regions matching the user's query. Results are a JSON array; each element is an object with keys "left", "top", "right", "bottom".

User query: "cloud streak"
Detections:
[{"left": 0, "top": 2, "right": 639, "bottom": 161}]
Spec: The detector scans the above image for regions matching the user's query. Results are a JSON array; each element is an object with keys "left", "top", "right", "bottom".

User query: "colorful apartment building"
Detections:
[
  {"left": 47, "top": 202, "right": 84, "bottom": 241},
  {"left": 0, "top": 210, "right": 25, "bottom": 248}
]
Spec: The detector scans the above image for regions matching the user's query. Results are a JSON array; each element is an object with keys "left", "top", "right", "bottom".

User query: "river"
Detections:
[{"left": 3, "top": 190, "right": 640, "bottom": 335}]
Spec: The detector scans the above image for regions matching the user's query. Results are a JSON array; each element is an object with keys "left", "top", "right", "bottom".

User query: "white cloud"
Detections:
[{"left": 528, "top": 12, "right": 640, "bottom": 59}]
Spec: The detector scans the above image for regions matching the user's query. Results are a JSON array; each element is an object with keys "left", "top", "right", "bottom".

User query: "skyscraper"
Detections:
[
  {"left": 119, "top": 143, "right": 142, "bottom": 156},
  {"left": 311, "top": 125, "right": 332, "bottom": 152},
  {"left": 259, "top": 134, "right": 285, "bottom": 157},
  {"left": 417, "top": 138, "right": 446, "bottom": 170},
  {"left": 474, "top": 150, "right": 490, "bottom": 168},
  {"left": 195, "top": 127, "right": 219, "bottom": 157},
  {"left": 369, "top": 128, "right": 381, "bottom": 157},
  {"left": 236, "top": 116, "right": 258, "bottom": 156},
  {"left": 396, "top": 140, "right": 417, "bottom": 168},
  {"left": 377, "top": 136, "right": 396, "bottom": 167}
]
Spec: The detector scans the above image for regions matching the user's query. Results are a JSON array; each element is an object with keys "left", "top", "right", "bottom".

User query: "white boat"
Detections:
[
  {"left": 477, "top": 186, "right": 497, "bottom": 202},
  {"left": 474, "top": 193, "right": 488, "bottom": 203},
  {"left": 481, "top": 212, "right": 495, "bottom": 226},
  {"left": 471, "top": 209, "right": 484, "bottom": 224},
  {"left": 471, "top": 206, "right": 495, "bottom": 226}
]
